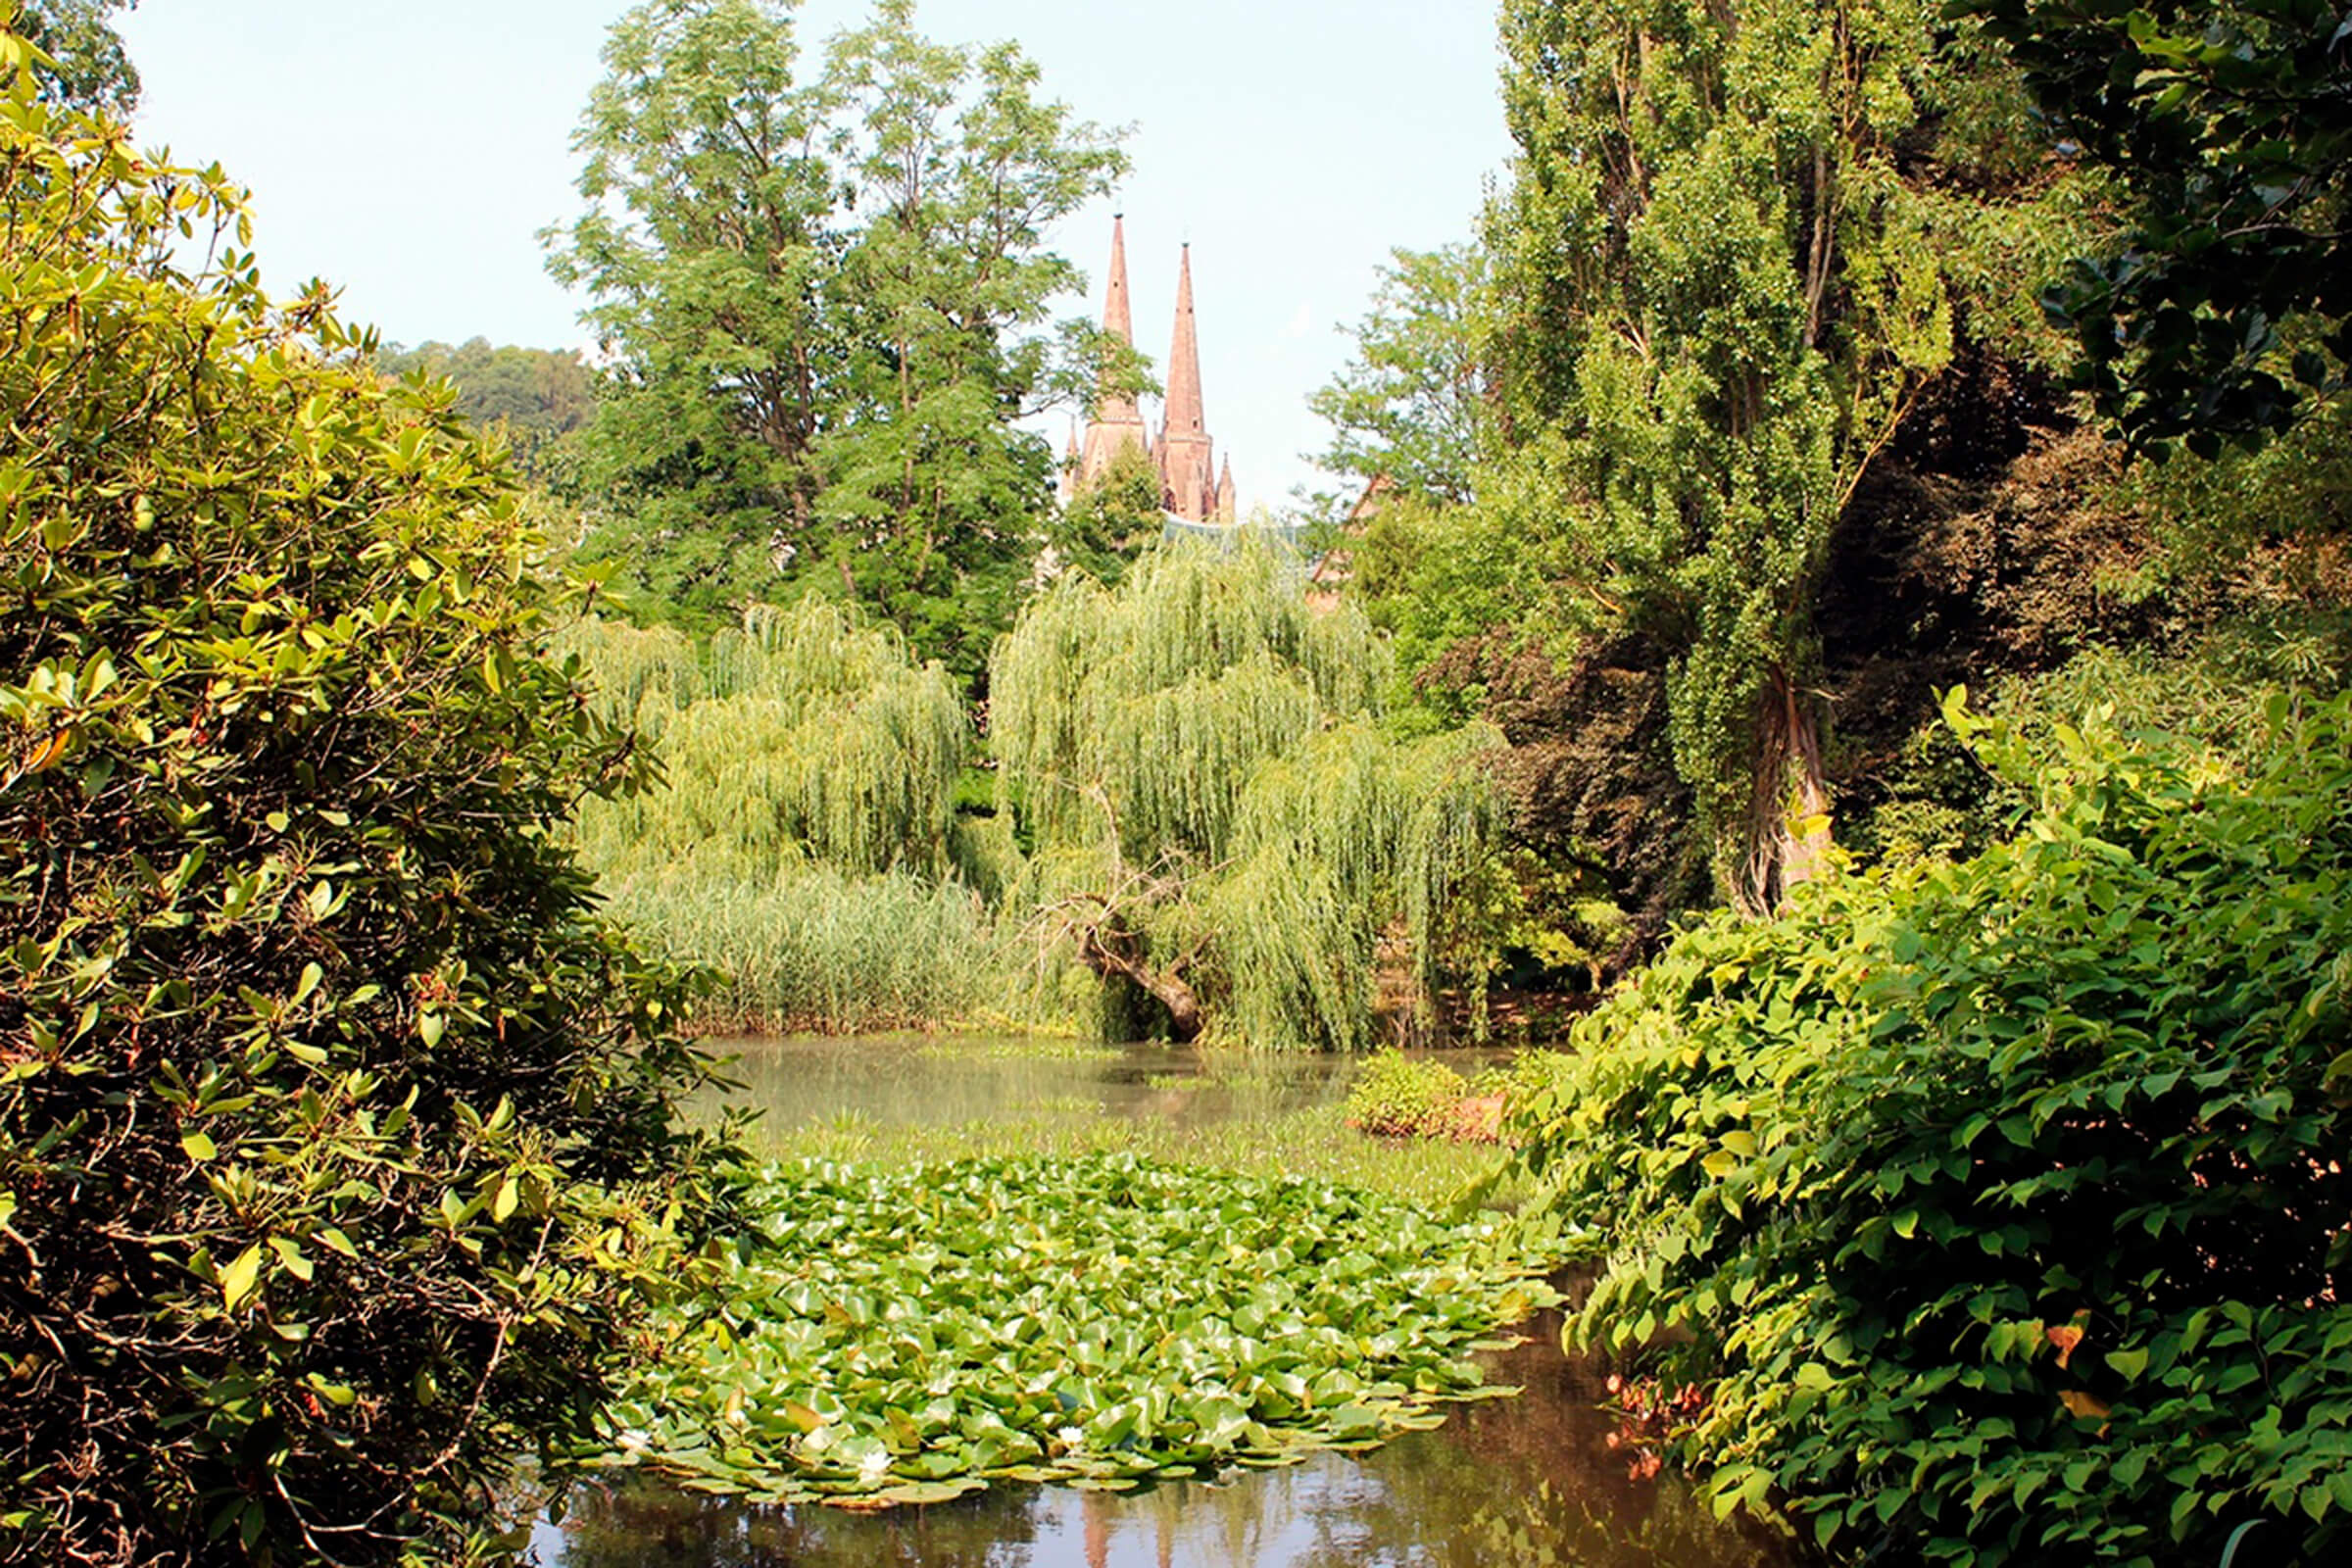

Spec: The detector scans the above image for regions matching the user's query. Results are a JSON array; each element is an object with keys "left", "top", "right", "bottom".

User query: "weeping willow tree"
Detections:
[
  {"left": 1211, "top": 721, "right": 1506, "bottom": 1051},
  {"left": 560, "top": 600, "right": 995, "bottom": 1033},
  {"left": 992, "top": 545, "right": 1506, "bottom": 1050},
  {"left": 564, "top": 599, "right": 967, "bottom": 880}
]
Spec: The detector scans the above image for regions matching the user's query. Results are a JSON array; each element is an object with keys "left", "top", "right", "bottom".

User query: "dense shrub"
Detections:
[
  {"left": 1511, "top": 691, "right": 2352, "bottom": 1565},
  {"left": 0, "top": 58, "right": 725, "bottom": 1566},
  {"left": 1345, "top": 1052, "right": 1469, "bottom": 1139}
]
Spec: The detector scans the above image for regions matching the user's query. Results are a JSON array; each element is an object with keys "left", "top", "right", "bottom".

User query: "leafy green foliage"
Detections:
[
  {"left": 0, "top": 60, "right": 725, "bottom": 1567},
  {"left": 1849, "top": 627, "right": 2351, "bottom": 867},
  {"left": 1310, "top": 244, "right": 1491, "bottom": 507},
  {"left": 1484, "top": 0, "right": 2091, "bottom": 906},
  {"left": 580, "top": 1153, "right": 1561, "bottom": 1506},
  {"left": 546, "top": 0, "right": 1127, "bottom": 681},
  {"left": 1049, "top": 440, "right": 1165, "bottom": 587},
  {"left": 1345, "top": 1052, "right": 1473, "bottom": 1139},
  {"left": 1508, "top": 694, "right": 2352, "bottom": 1564},
  {"left": 1965, "top": 0, "right": 2350, "bottom": 455}
]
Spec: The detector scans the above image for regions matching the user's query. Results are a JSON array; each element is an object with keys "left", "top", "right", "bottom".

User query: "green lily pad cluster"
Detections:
[{"left": 581, "top": 1152, "right": 1560, "bottom": 1507}]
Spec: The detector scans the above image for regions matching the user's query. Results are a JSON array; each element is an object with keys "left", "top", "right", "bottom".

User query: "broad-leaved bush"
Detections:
[
  {"left": 1512, "top": 691, "right": 2352, "bottom": 1564},
  {"left": 0, "top": 40, "right": 727, "bottom": 1567}
]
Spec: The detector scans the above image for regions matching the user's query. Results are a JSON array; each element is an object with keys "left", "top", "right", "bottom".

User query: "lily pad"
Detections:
[{"left": 580, "top": 1152, "right": 1562, "bottom": 1507}]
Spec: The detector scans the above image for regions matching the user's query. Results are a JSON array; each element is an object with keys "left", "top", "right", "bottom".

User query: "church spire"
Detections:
[
  {"left": 1098, "top": 215, "right": 1140, "bottom": 426},
  {"left": 1104, "top": 216, "right": 1135, "bottom": 347},
  {"left": 1163, "top": 244, "right": 1205, "bottom": 439},
  {"left": 1155, "top": 243, "right": 1218, "bottom": 520},
  {"left": 1073, "top": 215, "right": 1150, "bottom": 494}
]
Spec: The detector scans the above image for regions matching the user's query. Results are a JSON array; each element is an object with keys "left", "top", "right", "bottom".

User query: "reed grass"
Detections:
[{"left": 598, "top": 866, "right": 1006, "bottom": 1036}]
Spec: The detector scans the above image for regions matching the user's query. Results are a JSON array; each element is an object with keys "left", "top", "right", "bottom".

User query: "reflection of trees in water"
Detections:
[
  {"left": 551, "top": 1479, "right": 1043, "bottom": 1568},
  {"left": 1266, "top": 1316, "right": 1796, "bottom": 1568},
  {"left": 1109, "top": 1311, "right": 1793, "bottom": 1568},
  {"left": 549, "top": 1312, "right": 1796, "bottom": 1567}
]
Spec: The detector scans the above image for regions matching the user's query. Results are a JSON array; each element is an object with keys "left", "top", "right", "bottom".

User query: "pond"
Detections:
[{"left": 527, "top": 1037, "right": 1796, "bottom": 1568}]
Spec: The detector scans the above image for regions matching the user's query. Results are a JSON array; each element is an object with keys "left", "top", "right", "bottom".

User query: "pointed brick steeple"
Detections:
[
  {"left": 1156, "top": 243, "right": 1218, "bottom": 521},
  {"left": 1103, "top": 220, "right": 1135, "bottom": 359},
  {"left": 1074, "top": 215, "right": 1151, "bottom": 494},
  {"left": 1164, "top": 245, "right": 1205, "bottom": 440},
  {"left": 1213, "top": 454, "right": 1236, "bottom": 523}
]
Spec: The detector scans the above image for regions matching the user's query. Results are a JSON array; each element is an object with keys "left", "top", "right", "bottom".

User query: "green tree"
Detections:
[
  {"left": 1483, "top": 0, "right": 2082, "bottom": 908},
  {"left": 993, "top": 546, "right": 1505, "bottom": 1050},
  {"left": 0, "top": 43, "right": 724, "bottom": 1565},
  {"left": 1309, "top": 243, "right": 1491, "bottom": 507},
  {"left": 1965, "top": 0, "right": 2350, "bottom": 456},
  {"left": 546, "top": 0, "right": 1127, "bottom": 684},
  {"left": 11, "top": 0, "right": 136, "bottom": 114},
  {"left": 375, "top": 338, "right": 595, "bottom": 480},
  {"left": 1050, "top": 440, "right": 1164, "bottom": 586},
  {"left": 544, "top": 0, "right": 837, "bottom": 626}
]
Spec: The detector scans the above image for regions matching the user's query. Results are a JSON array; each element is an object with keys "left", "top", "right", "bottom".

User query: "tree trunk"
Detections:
[
  {"left": 1075, "top": 925, "right": 1203, "bottom": 1043},
  {"left": 1740, "top": 665, "right": 1832, "bottom": 913}
]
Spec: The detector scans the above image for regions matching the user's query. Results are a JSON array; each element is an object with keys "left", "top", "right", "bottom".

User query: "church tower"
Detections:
[
  {"left": 1065, "top": 220, "right": 1239, "bottom": 524},
  {"left": 1071, "top": 216, "right": 1151, "bottom": 492}
]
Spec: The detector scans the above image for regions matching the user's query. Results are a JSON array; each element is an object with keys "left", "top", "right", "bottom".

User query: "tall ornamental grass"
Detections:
[{"left": 598, "top": 867, "right": 1004, "bottom": 1036}]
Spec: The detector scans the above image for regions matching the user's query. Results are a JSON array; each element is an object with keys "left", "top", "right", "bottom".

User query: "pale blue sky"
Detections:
[{"left": 116, "top": 1, "right": 1513, "bottom": 508}]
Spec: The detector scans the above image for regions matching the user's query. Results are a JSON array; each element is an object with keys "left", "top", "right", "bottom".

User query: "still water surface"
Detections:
[{"left": 529, "top": 1037, "right": 1795, "bottom": 1568}]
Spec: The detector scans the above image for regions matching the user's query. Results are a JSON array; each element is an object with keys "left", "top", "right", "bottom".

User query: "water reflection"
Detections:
[{"left": 534, "top": 1310, "right": 1793, "bottom": 1568}]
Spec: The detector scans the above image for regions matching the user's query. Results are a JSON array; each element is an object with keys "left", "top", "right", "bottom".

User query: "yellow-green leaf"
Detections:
[
  {"left": 269, "top": 1236, "right": 314, "bottom": 1282},
  {"left": 220, "top": 1244, "right": 264, "bottom": 1312}
]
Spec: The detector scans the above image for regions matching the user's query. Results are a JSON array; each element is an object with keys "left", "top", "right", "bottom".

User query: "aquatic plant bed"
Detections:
[{"left": 581, "top": 1152, "right": 1560, "bottom": 1507}]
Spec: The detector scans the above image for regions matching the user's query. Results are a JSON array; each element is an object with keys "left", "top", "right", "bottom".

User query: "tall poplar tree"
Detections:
[{"left": 1484, "top": 0, "right": 2081, "bottom": 908}]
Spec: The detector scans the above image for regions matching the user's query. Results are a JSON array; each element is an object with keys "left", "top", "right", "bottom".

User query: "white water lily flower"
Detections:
[
  {"left": 858, "top": 1448, "right": 893, "bottom": 1483},
  {"left": 1055, "top": 1426, "right": 1084, "bottom": 1450},
  {"left": 616, "top": 1428, "right": 651, "bottom": 1455}
]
